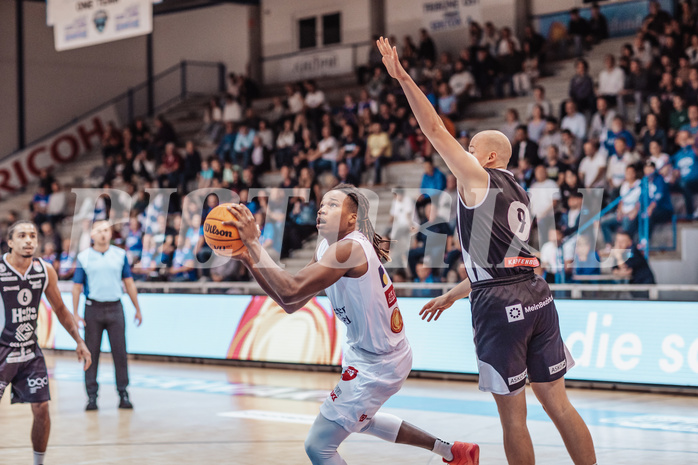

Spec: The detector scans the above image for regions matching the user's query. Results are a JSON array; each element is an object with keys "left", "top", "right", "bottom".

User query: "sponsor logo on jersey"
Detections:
[
  {"left": 33, "top": 262, "right": 42, "bottom": 273},
  {"left": 359, "top": 414, "right": 369, "bottom": 422},
  {"left": 330, "top": 386, "right": 342, "bottom": 402},
  {"left": 27, "top": 273, "right": 45, "bottom": 279},
  {"left": 0, "top": 276, "right": 18, "bottom": 281},
  {"left": 333, "top": 306, "right": 351, "bottom": 325},
  {"left": 17, "top": 289, "right": 32, "bottom": 306},
  {"left": 7, "top": 347, "right": 36, "bottom": 362},
  {"left": 0, "top": 263, "right": 6, "bottom": 272},
  {"left": 549, "top": 360, "right": 566, "bottom": 375},
  {"left": 341, "top": 366, "right": 358, "bottom": 381},
  {"left": 504, "top": 256, "right": 540, "bottom": 268},
  {"left": 508, "top": 369, "right": 527, "bottom": 386},
  {"left": 3, "top": 285, "right": 19, "bottom": 292},
  {"left": 29, "top": 280, "right": 43, "bottom": 289},
  {"left": 378, "top": 265, "right": 389, "bottom": 288},
  {"left": 384, "top": 285, "right": 397, "bottom": 308},
  {"left": 505, "top": 304, "right": 524, "bottom": 323},
  {"left": 390, "top": 307, "right": 404, "bottom": 333},
  {"left": 525, "top": 295, "right": 553, "bottom": 313},
  {"left": 12, "top": 306, "right": 38, "bottom": 324},
  {"left": 27, "top": 376, "right": 48, "bottom": 394},
  {"left": 15, "top": 323, "right": 34, "bottom": 342}
]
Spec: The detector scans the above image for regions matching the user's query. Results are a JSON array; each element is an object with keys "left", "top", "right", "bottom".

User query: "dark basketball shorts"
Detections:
[
  {"left": 469, "top": 272, "right": 574, "bottom": 396},
  {"left": 0, "top": 344, "right": 51, "bottom": 404}
]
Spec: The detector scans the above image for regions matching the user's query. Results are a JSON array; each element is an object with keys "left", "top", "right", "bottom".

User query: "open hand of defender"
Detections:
[
  {"left": 376, "top": 36, "right": 408, "bottom": 81},
  {"left": 419, "top": 295, "right": 455, "bottom": 322}
]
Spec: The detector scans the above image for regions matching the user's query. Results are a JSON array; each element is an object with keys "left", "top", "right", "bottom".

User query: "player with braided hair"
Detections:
[{"left": 225, "top": 185, "right": 478, "bottom": 464}]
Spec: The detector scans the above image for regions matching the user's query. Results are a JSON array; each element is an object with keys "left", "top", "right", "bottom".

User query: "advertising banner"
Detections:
[
  {"left": 45, "top": 293, "right": 698, "bottom": 388},
  {"left": 50, "top": 0, "right": 153, "bottom": 51},
  {"left": 421, "top": 0, "right": 482, "bottom": 33},
  {"left": 0, "top": 105, "right": 119, "bottom": 197}
]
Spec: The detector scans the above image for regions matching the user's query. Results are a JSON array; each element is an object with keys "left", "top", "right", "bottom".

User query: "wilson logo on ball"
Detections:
[{"left": 204, "top": 223, "right": 233, "bottom": 238}]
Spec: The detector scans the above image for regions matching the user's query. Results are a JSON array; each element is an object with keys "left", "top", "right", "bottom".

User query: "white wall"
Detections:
[
  {"left": 20, "top": 1, "right": 147, "bottom": 150},
  {"left": 261, "top": 0, "right": 372, "bottom": 57},
  {"left": 0, "top": 2, "right": 256, "bottom": 158},
  {"left": 0, "top": 1, "right": 18, "bottom": 156},
  {"left": 385, "top": 0, "right": 519, "bottom": 57},
  {"left": 153, "top": 4, "right": 252, "bottom": 76}
]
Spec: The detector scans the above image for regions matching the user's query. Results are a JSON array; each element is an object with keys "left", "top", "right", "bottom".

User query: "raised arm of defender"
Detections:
[{"left": 376, "top": 37, "right": 489, "bottom": 205}]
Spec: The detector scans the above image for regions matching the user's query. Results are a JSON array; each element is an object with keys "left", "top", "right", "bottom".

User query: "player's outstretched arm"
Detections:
[
  {"left": 226, "top": 204, "right": 366, "bottom": 310},
  {"left": 419, "top": 277, "right": 472, "bottom": 322},
  {"left": 44, "top": 264, "right": 92, "bottom": 370},
  {"left": 376, "top": 36, "right": 488, "bottom": 190}
]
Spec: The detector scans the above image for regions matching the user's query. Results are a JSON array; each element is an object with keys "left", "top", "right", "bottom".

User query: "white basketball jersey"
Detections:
[{"left": 316, "top": 231, "right": 406, "bottom": 355}]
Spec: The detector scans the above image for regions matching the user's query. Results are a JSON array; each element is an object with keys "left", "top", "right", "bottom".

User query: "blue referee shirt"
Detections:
[{"left": 73, "top": 246, "right": 132, "bottom": 301}]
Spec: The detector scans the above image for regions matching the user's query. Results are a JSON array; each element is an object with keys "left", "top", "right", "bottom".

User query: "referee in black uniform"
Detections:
[{"left": 72, "top": 220, "right": 143, "bottom": 411}]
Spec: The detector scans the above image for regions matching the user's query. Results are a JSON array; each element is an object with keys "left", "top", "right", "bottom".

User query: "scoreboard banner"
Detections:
[
  {"left": 44, "top": 293, "right": 698, "bottom": 389},
  {"left": 49, "top": 0, "right": 153, "bottom": 51}
]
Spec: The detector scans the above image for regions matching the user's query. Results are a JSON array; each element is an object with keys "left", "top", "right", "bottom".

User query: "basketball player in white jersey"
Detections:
[
  {"left": 377, "top": 37, "right": 596, "bottom": 465},
  {"left": 225, "top": 184, "right": 478, "bottom": 464},
  {"left": 0, "top": 221, "right": 91, "bottom": 465}
]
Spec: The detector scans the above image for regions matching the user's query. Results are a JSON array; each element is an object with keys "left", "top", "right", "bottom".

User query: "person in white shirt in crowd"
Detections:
[
  {"left": 538, "top": 117, "right": 562, "bottom": 162},
  {"left": 589, "top": 97, "right": 617, "bottom": 141},
  {"left": 632, "top": 33, "right": 653, "bottom": 68},
  {"left": 597, "top": 55, "right": 625, "bottom": 112},
  {"left": 606, "top": 137, "right": 640, "bottom": 195},
  {"left": 222, "top": 94, "right": 243, "bottom": 124},
  {"left": 539, "top": 228, "right": 575, "bottom": 284},
  {"left": 449, "top": 60, "right": 476, "bottom": 114},
  {"left": 560, "top": 100, "right": 587, "bottom": 140},
  {"left": 601, "top": 164, "right": 642, "bottom": 245},
  {"left": 686, "top": 34, "right": 698, "bottom": 65},
  {"left": 500, "top": 108, "right": 521, "bottom": 144},
  {"left": 309, "top": 126, "right": 339, "bottom": 176},
  {"left": 578, "top": 140, "right": 608, "bottom": 188},
  {"left": 527, "top": 104, "right": 547, "bottom": 143},
  {"left": 388, "top": 187, "right": 416, "bottom": 268},
  {"left": 526, "top": 85, "right": 553, "bottom": 119},
  {"left": 285, "top": 84, "right": 305, "bottom": 116},
  {"left": 275, "top": 119, "right": 296, "bottom": 169},
  {"left": 256, "top": 120, "right": 274, "bottom": 152},
  {"left": 647, "top": 140, "right": 672, "bottom": 182},
  {"left": 529, "top": 165, "right": 561, "bottom": 240}
]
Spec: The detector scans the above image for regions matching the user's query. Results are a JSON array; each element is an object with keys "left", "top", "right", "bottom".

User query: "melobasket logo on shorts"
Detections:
[
  {"left": 549, "top": 360, "right": 566, "bottom": 375},
  {"left": 504, "top": 256, "right": 540, "bottom": 268},
  {"left": 28, "top": 376, "right": 48, "bottom": 394},
  {"left": 359, "top": 414, "right": 369, "bottom": 422},
  {"left": 505, "top": 304, "right": 524, "bottom": 323},
  {"left": 330, "top": 386, "right": 342, "bottom": 402},
  {"left": 341, "top": 366, "right": 358, "bottom": 381},
  {"left": 204, "top": 223, "right": 233, "bottom": 238},
  {"left": 525, "top": 295, "right": 553, "bottom": 313},
  {"left": 508, "top": 369, "right": 527, "bottom": 386}
]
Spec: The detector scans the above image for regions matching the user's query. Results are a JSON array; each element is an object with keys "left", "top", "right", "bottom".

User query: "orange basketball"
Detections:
[{"left": 203, "top": 204, "right": 247, "bottom": 257}]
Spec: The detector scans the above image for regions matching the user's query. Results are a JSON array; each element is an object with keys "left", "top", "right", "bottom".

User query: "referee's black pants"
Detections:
[{"left": 84, "top": 300, "right": 129, "bottom": 397}]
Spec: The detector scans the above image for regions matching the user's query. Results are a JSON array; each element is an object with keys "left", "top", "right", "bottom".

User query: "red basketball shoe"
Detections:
[{"left": 443, "top": 441, "right": 479, "bottom": 465}]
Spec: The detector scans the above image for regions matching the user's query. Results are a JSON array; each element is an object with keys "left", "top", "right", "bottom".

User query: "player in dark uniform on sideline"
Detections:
[
  {"left": 377, "top": 37, "right": 597, "bottom": 465},
  {"left": 0, "top": 221, "right": 91, "bottom": 465}
]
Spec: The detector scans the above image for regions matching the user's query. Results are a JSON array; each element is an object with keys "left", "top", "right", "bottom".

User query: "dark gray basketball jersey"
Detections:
[
  {"left": 457, "top": 168, "right": 539, "bottom": 284},
  {"left": 0, "top": 255, "right": 49, "bottom": 348}
]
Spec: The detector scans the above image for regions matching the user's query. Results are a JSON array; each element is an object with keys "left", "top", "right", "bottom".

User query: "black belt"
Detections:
[
  {"left": 86, "top": 298, "right": 121, "bottom": 305},
  {"left": 471, "top": 272, "right": 535, "bottom": 290}
]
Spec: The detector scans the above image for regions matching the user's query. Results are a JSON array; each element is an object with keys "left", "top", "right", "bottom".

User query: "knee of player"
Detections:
[
  {"left": 304, "top": 436, "right": 322, "bottom": 462},
  {"left": 31, "top": 401, "right": 50, "bottom": 419}
]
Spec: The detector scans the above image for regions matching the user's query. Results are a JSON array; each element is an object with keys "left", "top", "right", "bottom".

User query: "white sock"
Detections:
[
  {"left": 33, "top": 451, "right": 45, "bottom": 465},
  {"left": 433, "top": 438, "right": 454, "bottom": 462}
]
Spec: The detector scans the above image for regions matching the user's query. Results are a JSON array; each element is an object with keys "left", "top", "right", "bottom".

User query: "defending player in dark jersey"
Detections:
[
  {"left": 0, "top": 221, "right": 91, "bottom": 465},
  {"left": 377, "top": 37, "right": 597, "bottom": 465}
]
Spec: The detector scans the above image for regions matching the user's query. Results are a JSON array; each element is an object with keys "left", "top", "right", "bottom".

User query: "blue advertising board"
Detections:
[{"left": 48, "top": 293, "right": 698, "bottom": 388}]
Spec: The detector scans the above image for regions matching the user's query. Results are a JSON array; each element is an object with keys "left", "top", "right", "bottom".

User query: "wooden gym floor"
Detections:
[{"left": 1, "top": 352, "right": 697, "bottom": 464}]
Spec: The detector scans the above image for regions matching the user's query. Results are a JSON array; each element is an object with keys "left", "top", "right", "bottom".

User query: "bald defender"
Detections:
[{"left": 377, "top": 37, "right": 596, "bottom": 465}]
